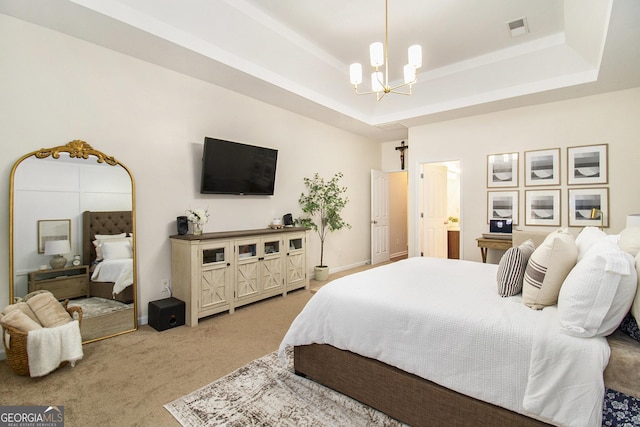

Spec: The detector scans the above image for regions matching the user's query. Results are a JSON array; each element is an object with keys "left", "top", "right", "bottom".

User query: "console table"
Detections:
[
  {"left": 170, "top": 227, "right": 309, "bottom": 326},
  {"left": 476, "top": 237, "right": 512, "bottom": 263}
]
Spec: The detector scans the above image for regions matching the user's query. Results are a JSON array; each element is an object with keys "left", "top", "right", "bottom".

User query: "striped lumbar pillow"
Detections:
[{"left": 497, "top": 239, "right": 536, "bottom": 297}]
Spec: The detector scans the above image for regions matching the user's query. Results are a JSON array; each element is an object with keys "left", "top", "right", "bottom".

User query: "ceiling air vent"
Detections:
[{"left": 507, "top": 17, "right": 529, "bottom": 37}]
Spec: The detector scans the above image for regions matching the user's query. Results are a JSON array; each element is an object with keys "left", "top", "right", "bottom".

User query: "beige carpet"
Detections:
[{"left": 0, "top": 261, "right": 398, "bottom": 427}]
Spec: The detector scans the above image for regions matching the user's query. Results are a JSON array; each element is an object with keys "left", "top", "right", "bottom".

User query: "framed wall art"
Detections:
[
  {"left": 567, "top": 144, "right": 608, "bottom": 185},
  {"left": 568, "top": 187, "right": 609, "bottom": 228},
  {"left": 525, "top": 148, "right": 560, "bottom": 186},
  {"left": 487, "top": 190, "right": 519, "bottom": 224},
  {"left": 487, "top": 152, "right": 518, "bottom": 188},
  {"left": 524, "top": 189, "right": 561, "bottom": 226},
  {"left": 37, "top": 219, "right": 71, "bottom": 254}
]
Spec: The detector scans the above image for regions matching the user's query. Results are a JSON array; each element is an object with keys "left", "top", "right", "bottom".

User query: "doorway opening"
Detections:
[
  {"left": 371, "top": 170, "right": 408, "bottom": 266},
  {"left": 418, "top": 161, "right": 461, "bottom": 259}
]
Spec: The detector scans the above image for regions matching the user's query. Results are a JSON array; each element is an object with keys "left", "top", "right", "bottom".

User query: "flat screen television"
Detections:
[{"left": 200, "top": 137, "right": 278, "bottom": 195}]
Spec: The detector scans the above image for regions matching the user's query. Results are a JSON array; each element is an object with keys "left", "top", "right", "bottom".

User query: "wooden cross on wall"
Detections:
[{"left": 395, "top": 140, "right": 408, "bottom": 170}]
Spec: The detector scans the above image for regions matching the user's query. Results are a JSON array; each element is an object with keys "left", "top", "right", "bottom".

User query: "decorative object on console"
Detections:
[
  {"left": 282, "top": 213, "right": 293, "bottom": 227},
  {"left": 44, "top": 240, "right": 71, "bottom": 269},
  {"left": 186, "top": 208, "right": 209, "bottom": 235},
  {"left": 297, "top": 172, "right": 351, "bottom": 281},
  {"left": 176, "top": 216, "right": 188, "bottom": 235},
  {"left": 269, "top": 218, "right": 283, "bottom": 229},
  {"left": 72, "top": 255, "right": 81, "bottom": 266}
]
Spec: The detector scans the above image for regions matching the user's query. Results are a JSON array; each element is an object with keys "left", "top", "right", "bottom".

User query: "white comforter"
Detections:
[
  {"left": 91, "top": 259, "right": 133, "bottom": 295},
  {"left": 279, "top": 257, "right": 610, "bottom": 427}
]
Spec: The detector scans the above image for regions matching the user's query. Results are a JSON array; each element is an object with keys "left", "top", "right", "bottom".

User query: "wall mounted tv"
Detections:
[{"left": 200, "top": 137, "right": 278, "bottom": 195}]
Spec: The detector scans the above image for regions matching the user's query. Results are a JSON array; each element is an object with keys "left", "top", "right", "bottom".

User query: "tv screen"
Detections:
[{"left": 200, "top": 137, "right": 278, "bottom": 195}]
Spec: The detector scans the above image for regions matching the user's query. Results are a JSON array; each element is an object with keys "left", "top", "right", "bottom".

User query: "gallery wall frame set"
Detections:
[{"left": 486, "top": 144, "right": 609, "bottom": 226}]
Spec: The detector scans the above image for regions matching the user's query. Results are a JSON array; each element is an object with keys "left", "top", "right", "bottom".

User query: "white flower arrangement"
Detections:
[{"left": 186, "top": 208, "right": 209, "bottom": 225}]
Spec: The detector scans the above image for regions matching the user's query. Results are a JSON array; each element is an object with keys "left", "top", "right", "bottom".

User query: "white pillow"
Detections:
[
  {"left": 95, "top": 233, "right": 127, "bottom": 240},
  {"left": 101, "top": 240, "right": 132, "bottom": 260},
  {"left": 523, "top": 229, "right": 577, "bottom": 310},
  {"left": 93, "top": 237, "right": 132, "bottom": 260},
  {"left": 619, "top": 227, "right": 640, "bottom": 257},
  {"left": 558, "top": 240, "right": 637, "bottom": 337},
  {"left": 575, "top": 226, "right": 607, "bottom": 262}
]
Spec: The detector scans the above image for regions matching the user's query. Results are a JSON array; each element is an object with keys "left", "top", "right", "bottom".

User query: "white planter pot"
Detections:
[{"left": 314, "top": 266, "right": 329, "bottom": 281}]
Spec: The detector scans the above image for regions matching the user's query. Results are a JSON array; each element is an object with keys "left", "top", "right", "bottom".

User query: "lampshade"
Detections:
[
  {"left": 403, "top": 64, "right": 416, "bottom": 84},
  {"left": 349, "top": 63, "right": 363, "bottom": 85},
  {"left": 369, "top": 42, "right": 384, "bottom": 67},
  {"left": 44, "top": 239, "right": 71, "bottom": 256},
  {"left": 408, "top": 44, "right": 422, "bottom": 68},
  {"left": 627, "top": 214, "right": 640, "bottom": 228}
]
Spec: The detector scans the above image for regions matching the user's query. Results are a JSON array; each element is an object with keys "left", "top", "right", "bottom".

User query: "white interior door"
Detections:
[
  {"left": 421, "top": 164, "right": 448, "bottom": 258},
  {"left": 371, "top": 169, "right": 390, "bottom": 265}
]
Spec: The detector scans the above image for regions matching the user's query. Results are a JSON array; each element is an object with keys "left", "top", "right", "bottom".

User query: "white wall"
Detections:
[
  {"left": 405, "top": 88, "right": 640, "bottom": 263},
  {"left": 0, "top": 14, "right": 380, "bottom": 319}
]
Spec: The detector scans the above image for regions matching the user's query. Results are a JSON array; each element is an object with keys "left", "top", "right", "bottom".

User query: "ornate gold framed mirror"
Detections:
[{"left": 9, "top": 140, "right": 137, "bottom": 343}]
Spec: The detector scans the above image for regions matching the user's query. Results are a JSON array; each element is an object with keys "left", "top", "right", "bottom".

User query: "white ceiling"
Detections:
[{"left": 1, "top": 0, "right": 639, "bottom": 141}]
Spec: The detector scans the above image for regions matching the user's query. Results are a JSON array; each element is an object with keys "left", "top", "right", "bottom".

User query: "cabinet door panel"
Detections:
[
  {"left": 200, "top": 267, "right": 229, "bottom": 310},
  {"left": 262, "top": 257, "right": 282, "bottom": 292},
  {"left": 236, "top": 262, "right": 258, "bottom": 299}
]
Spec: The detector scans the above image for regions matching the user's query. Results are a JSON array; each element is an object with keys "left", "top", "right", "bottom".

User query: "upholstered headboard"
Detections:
[
  {"left": 512, "top": 230, "right": 549, "bottom": 248},
  {"left": 82, "top": 210, "right": 133, "bottom": 265}
]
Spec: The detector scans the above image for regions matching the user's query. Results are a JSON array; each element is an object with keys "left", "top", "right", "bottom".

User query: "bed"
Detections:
[
  {"left": 280, "top": 228, "right": 640, "bottom": 427},
  {"left": 82, "top": 210, "right": 134, "bottom": 303}
]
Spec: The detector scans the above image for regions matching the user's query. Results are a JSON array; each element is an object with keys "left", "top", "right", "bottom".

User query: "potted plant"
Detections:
[{"left": 297, "top": 172, "right": 351, "bottom": 281}]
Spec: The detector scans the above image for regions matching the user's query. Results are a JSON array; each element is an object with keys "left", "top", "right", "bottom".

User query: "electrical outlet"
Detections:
[{"left": 160, "top": 279, "right": 170, "bottom": 293}]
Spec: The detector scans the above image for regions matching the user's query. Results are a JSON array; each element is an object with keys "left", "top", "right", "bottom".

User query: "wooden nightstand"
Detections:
[
  {"left": 476, "top": 238, "right": 512, "bottom": 263},
  {"left": 27, "top": 265, "right": 90, "bottom": 300}
]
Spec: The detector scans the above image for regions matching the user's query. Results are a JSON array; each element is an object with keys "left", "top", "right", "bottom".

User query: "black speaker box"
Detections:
[
  {"left": 148, "top": 297, "right": 185, "bottom": 331},
  {"left": 283, "top": 213, "right": 293, "bottom": 226},
  {"left": 176, "top": 216, "right": 188, "bottom": 235}
]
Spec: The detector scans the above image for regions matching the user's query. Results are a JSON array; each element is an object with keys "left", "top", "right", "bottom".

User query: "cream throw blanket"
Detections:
[{"left": 26, "top": 320, "right": 83, "bottom": 377}]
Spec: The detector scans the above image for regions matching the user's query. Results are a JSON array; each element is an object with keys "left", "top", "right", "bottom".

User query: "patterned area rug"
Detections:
[
  {"left": 166, "top": 351, "right": 640, "bottom": 427},
  {"left": 67, "top": 297, "right": 132, "bottom": 318},
  {"left": 164, "top": 351, "right": 405, "bottom": 427}
]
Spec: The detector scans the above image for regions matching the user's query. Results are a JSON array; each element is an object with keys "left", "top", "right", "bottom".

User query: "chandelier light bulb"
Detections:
[
  {"left": 408, "top": 44, "right": 422, "bottom": 69},
  {"left": 350, "top": 63, "right": 363, "bottom": 85},
  {"left": 371, "top": 71, "right": 384, "bottom": 92},
  {"left": 369, "top": 42, "right": 384, "bottom": 67},
  {"left": 403, "top": 64, "right": 416, "bottom": 84}
]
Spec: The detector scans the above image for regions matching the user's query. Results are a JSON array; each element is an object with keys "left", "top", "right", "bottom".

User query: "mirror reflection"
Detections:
[{"left": 10, "top": 141, "right": 137, "bottom": 343}]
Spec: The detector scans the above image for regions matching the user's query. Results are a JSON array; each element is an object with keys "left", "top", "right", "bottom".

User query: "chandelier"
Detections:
[{"left": 349, "top": 0, "right": 422, "bottom": 101}]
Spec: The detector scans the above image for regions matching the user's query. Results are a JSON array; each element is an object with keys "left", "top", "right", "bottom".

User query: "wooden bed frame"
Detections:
[
  {"left": 294, "top": 344, "right": 550, "bottom": 426},
  {"left": 294, "top": 332, "right": 640, "bottom": 426},
  {"left": 82, "top": 210, "right": 134, "bottom": 303}
]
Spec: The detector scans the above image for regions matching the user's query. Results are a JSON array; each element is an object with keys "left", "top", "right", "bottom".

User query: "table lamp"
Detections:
[
  {"left": 590, "top": 208, "right": 604, "bottom": 230},
  {"left": 627, "top": 214, "right": 640, "bottom": 228},
  {"left": 44, "top": 239, "right": 71, "bottom": 269}
]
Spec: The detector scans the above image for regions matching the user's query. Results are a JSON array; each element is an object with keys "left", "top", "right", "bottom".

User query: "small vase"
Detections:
[{"left": 192, "top": 223, "right": 203, "bottom": 235}]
